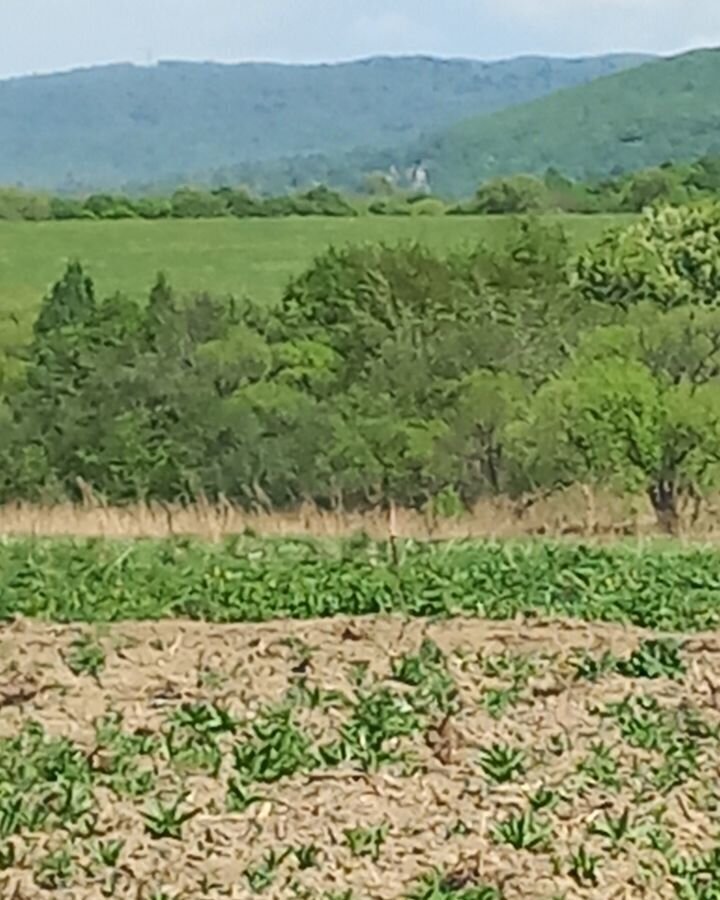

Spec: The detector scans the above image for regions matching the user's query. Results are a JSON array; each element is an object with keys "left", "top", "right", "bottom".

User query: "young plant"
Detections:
[
  {"left": 492, "top": 810, "right": 550, "bottom": 851},
  {"left": 66, "top": 634, "right": 106, "bottom": 680},
  {"left": 478, "top": 743, "right": 526, "bottom": 783},
  {"left": 143, "top": 792, "right": 199, "bottom": 840},
  {"left": 344, "top": 824, "right": 388, "bottom": 861}
]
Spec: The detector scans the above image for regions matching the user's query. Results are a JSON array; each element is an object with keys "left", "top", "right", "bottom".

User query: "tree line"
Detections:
[
  {"left": 2, "top": 155, "right": 720, "bottom": 222},
  {"left": 1, "top": 203, "right": 720, "bottom": 532}
]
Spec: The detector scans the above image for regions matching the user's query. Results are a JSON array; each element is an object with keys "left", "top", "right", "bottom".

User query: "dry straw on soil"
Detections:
[
  {"left": 2, "top": 614, "right": 720, "bottom": 898},
  {"left": 2, "top": 487, "right": 718, "bottom": 541}
]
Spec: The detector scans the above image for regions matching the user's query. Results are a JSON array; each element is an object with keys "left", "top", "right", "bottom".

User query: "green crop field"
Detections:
[{"left": 0, "top": 214, "right": 629, "bottom": 348}]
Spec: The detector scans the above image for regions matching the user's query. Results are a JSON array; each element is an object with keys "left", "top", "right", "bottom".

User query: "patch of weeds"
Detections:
[
  {"left": 66, "top": 634, "right": 106, "bottom": 680},
  {"left": 478, "top": 743, "right": 526, "bottom": 784},
  {"left": 445, "top": 818, "right": 473, "bottom": 838},
  {"left": 163, "top": 726, "right": 223, "bottom": 776},
  {"left": 196, "top": 666, "right": 226, "bottom": 691},
  {"left": 233, "top": 703, "right": 316, "bottom": 784},
  {"left": 480, "top": 652, "right": 537, "bottom": 683},
  {"left": 605, "top": 695, "right": 712, "bottom": 790},
  {"left": 320, "top": 686, "right": 420, "bottom": 772},
  {"left": 0, "top": 722, "right": 95, "bottom": 836},
  {"left": 616, "top": 639, "right": 686, "bottom": 680},
  {"left": 285, "top": 679, "right": 348, "bottom": 711},
  {"left": 0, "top": 840, "right": 15, "bottom": 869},
  {"left": 529, "top": 786, "right": 559, "bottom": 813},
  {"left": 92, "top": 712, "right": 158, "bottom": 796},
  {"left": 392, "top": 639, "right": 445, "bottom": 686},
  {"left": 91, "top": 837, "right": 125, "bottom": 868},
  {"left": 393, "top": 639, "right": 459, "bottom": 716},
  {"left": 281, "top": 636, "right": 315, "bottom": 674},
  {"left": 347, "top": 661, "right": 370, "bottom": 688},
  {"left": 344, "top": 823, "right": 388, "bottom": 861},
  {"left": 669, "top": 846, "right": 720, "bottom": 900},
  {"left": 478, "top": 651, "right": 536, "bottom": 719}
]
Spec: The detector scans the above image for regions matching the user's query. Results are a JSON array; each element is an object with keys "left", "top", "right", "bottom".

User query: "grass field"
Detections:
[{"left": 0, "top": 214, "right": 630, "bottom": 349}]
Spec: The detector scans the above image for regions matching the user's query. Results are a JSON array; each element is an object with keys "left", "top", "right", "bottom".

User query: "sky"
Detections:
[{"left": 1, "top": 0, "right": 719, "bottom": 79}]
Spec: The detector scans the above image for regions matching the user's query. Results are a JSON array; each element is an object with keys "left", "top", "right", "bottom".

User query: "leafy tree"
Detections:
[
  {"left": 171, "top": 188, "right": 227, "bottom": 218},
  {"left": 472, "top": 175, "right": 549, "bottom": 215},
  {"left": 84, "top": 194, "right": 136, "bottom": 219},
  {"left": 576, "top": 202, "right": 720, "bottom": 310},
  {"left": 518, "top": 339, "right": 720, "bottom": 531}
]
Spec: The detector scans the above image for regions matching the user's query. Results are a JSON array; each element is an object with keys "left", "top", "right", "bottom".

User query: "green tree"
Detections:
[
  {"left": 576, "top": 202, "right": 720, "bottom": 310},
  {"left": 473, "top": 175, "right": 549, "bottom": 215},
  {"left": 518, "top": 349, "right": 720, "bottom": 532}
]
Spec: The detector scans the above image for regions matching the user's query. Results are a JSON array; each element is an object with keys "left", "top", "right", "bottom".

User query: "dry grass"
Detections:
[{"left": 1, "top": 487, "right": 719, "bottom": 542}]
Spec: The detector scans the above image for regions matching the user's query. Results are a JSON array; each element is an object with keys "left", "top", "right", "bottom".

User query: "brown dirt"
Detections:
[{"left": 1, "top": 615, "right": 720, "bottom": 898}]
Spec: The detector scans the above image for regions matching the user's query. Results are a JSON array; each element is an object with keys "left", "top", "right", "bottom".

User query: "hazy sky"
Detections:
[{"left": 1, "top": 0, "right": 719, "bottom": 78}]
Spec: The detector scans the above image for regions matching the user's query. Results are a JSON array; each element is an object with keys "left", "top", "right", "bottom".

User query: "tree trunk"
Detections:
[{"left": 648, "top": 481, "right": 680, "bottom": 536}]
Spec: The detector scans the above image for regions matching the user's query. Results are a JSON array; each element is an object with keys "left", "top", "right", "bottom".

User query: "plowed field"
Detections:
[{"left": 2, "top": 614, "right": 720, "bottom": 898}]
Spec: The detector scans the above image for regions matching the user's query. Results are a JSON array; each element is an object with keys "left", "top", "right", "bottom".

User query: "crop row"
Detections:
[{"left": 2, "top": 537, "right": 720, "bottom": 629}]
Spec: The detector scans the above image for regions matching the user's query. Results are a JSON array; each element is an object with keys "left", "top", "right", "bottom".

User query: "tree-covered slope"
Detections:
[
  {"left": 0, "top": 54, "right": 650, "bottom": 189},
  {"left": 411, "top": 49, "right": 720, "bottom": 196}
]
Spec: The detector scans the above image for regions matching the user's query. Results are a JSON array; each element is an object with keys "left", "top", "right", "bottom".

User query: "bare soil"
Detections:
[{"left": 1, "top": 615, "right": 720, "bottom": 899}]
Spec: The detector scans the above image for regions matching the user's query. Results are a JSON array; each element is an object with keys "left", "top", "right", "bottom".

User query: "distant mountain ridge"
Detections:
[
  {"left": 0, "top": 53, "right": 652, "bottom": 190},
  {"left": 406, "top": 48, "right": 720, "bottom": 195}
]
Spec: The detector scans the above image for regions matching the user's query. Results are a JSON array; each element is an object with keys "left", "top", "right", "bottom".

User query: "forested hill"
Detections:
[
  {"left": 0, "top": 54, "right": 650, "bottom": 189},
  {"left": 409, "top": 48, "right": 720, "bottom": 196}
]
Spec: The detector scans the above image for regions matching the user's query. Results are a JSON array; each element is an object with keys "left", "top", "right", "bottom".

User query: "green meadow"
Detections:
[{"left": 0, "top": 214, "right": 629, "bottom": 349}]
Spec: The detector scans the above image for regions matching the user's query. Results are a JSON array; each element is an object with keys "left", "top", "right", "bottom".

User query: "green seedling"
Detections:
[
  {"left": 480, "top": 685, "right": 522, "bottom": 719},
  {"left": 92, "top": 837, "right": 125, "bottom": 868},
  {"left": 226, "top": 777, "right": 265, "bottom": 813},
  {"left": 34, "top": 846, "right": 74, "bottom": 889},
  {"left": 244, "top": 848, "right": 290, "bottom": 893},
  {"left": 143, "top": 792, "right": 200, "bottom": 840},
  {"left": 170, "top": 700, "right": 238, "bottom": 735},
  {"left": 576, "top": 741, "right": 623, "bottom": 791},
  {"left": 588, "top": 807, "right": 636, "bottom": 849},
  {"left": 232, "top": 704, "right": 315, "bottom": 783},
  {"left": 568, "top": 845, "right": 601, "bottom": 887},
  {"left": 407, "top": 868, "right": 503, "bottom": 899},
  {"left": 478, "top": 743, "right": 526, "bottom": 783},
  {"left": 66, "top": 634, "right": 106, "bottom": 679},
  {"left": 529, "top": 786, "right": 559, "bottom": 812},
  {"left": 492, "top": 810, "right": 550, "bottom": 851},
  {"left": 344, "top": 824, "right": 388, "bottom": 861},
  {"left": 292, "top": 843, "right": 321, "bottom": 869}
]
